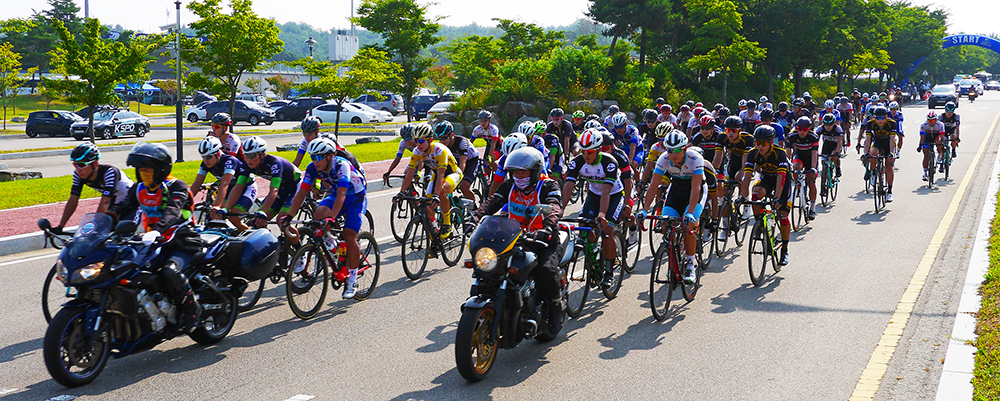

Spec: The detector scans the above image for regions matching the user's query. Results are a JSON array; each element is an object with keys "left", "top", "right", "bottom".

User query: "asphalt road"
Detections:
[{"left": 1, "top": 95, "right": 998, "bottom": 400}]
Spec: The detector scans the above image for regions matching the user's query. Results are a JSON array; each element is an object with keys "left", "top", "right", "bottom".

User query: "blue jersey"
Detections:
[{"left": 300, "top": 156, "right": 366, "bottom": 197}]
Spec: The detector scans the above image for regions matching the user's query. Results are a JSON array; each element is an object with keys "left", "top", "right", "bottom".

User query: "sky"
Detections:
[{"left": 5, "top": 0, "right": 998, "bottom": 37}]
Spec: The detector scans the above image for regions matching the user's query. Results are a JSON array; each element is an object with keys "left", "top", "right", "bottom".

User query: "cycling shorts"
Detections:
[
  {"left": 791, "top": 155, "right": 817, "bottom": 175},
  {"left": 754, "top": 174, "right": 791, "bottom": 213},
  {"left": 661, "top": 179, "right": 707, "bottom": 219},
  {"left": 461, "top": 157, "right": 480, "bottom": 185},
  {"left": 871, "top": 137, "right": 891, "bottom": 156},
  {"left": 318, "top": 191, "right": 368, "bottom": 233},
  {"left": 726, "top": 156, "right": 743, "bottom": 180},
  {"left": 580, "top": 191, "right": 625, "bottom": 227},
  {"left": 428, "top": 170, "right": 463, "bottom": 194},
  {"left": 820, "top": 142, "right": 840, "bottom": 158},
  {"left": 230, "top": 183, "right": 259, "bottom": 212}
]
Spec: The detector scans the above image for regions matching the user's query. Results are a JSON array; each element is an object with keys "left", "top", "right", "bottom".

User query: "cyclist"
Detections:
[
  {"left": 398, "top": 123, "right": 463, "bottom": 238},
  {"left": 636, "top": 129, "right": 706, "bottom": 284},
  {"left": 687, "top": 107, "right": 708, "bottom": 137},
  {"left": 435, "top": 121, "right": 481, "bottom": 202},
  {"left": 281, "top": 138, "right": 367, "bottom": 298},
  {"left": 740, "top": 125, "right": 792, "bottom": 266},
  {"left": 802, "top": 93, "right": 817, "bottom": 117},
  {"left": 472, "top": 110, "right": 502, "bottom": 170},
  {"left": 941, "top": 101, "right": 961, "bottom": 158},
  {"left": 561, "top": 128, "right": 625, "bottom": 289},
  {"left": 785, "top": 117, "right": 821, "bottom": 220},
  {"left": 638, "top": 109, "right": 660, "bottom": 157},
  {"left": 191, "top": 137, "right": 256, "bottom": 231},
  {"left": 862, "top": 106, "right": 898, "bottom": 202},
  {"left": 542, "top": 121, "right": 566, "bottom": 182},
  {"left": 774, "top": 102, "right": 795, "bottom": 132},
  {"left": 56, "top": 142, "right": 135, "bottom": 233},
  {"left": 657, "top": 104, "right": 677, "bottom": 126},
  {"left": 919, "top": 111, "right": 946, "bottom": 181},
  {"left": 816, "top": 113, "right": 845, "bottom": 180},
  {"left": 487, "top": 133, "right": 529, "bottom": 199},
  {"left": 292, "top": 116, "right": 336, "bottom": 167},
  {"left": 818, "top": 99, "right": 841, "bottom": 124},
  {"left": 715, "top": 107, "right": 732, "bottom": 129},
  {"left": 218, "top": 136, "right": 301, "bottom": 228},
  {"left": 610, "top": 112, "right": 643, "bottom": 171},
  {"left": 837, "top": 97, "right": 854, "bottom": 147},
  {"left": 790, "top": 98, "right": 809, "bottom": 121},
  {"left": 739, "top": 101, "right": 761, "bottom": 133},
  {"left": 759, "top": 96, "right": 773, "bottom": 111},
  {"left": 467, "top": 147, "right": 566, "bottom": 332},
  {"left": 758, "top": 108, "right": 786, "bottom": 148},
  {"left": 738, "top": 99, "right": 748, "bottom": 113},
  {"left": 571, "top": 110, "right": 587, "bottom": 132},
  {"left": 603, "top": 104, "right": 620, "bottom": 128},
  {"left": 383, "top": 124, "right": 418, "bottom": 186},
  {"left": 546, "top": 108, "right": 577, "bottom": 159},
  {"left": 887, "top": 101, "right": 904, "bottom": 157},
  {"left": 851, "top": 90, "right": 862, "bottom": 117},
  {"left": 526, "top": 121, "right": 552, "bottom": 171},
  {"left": 208, "top": 113, "right": 243, "bottom": 161},
  {"left": 598, "top": 129, "right": 636, "bottom": 233},
  {"left": 677, "top": 104, "right": 694, "bottom": 130},
  {"left": 718, "top": 116, "right": 754, "bottom": 237}
]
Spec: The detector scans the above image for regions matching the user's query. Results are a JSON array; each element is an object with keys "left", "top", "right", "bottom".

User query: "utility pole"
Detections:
[{"left": 174, "top": 0, "right": 184, "bottom": 162}]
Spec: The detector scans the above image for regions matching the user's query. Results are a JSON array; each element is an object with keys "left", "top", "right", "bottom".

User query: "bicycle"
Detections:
[
  {"left": 714, "top": 179, "right": 747, "bottom": 256},
  {"left": 819, "top": 156, "right": 839, "bottom": 207},
  {"left": 936, "top": 140, "right": 953, "bottom": 184},
  {"left": 558, "top": 217, "right": 627, "bottom": 316},
  {"left": 39, "top": 221, "right": 73, "bottom": 323},
  {"left": 738, "top": 199, "right": 782, "bottom": 287},
  {"left": 868, "top": 155, "right": 888, "bottom": 213},
  {"left": 788, "top": 170, "right": 809, "bottom": 231},
  {"left": 398, "top": 193, "right": 468, "bottom": 279},
  {"left": 643, "top": 215, "right": 700, "bottom": 320},
  {"left": 284, "top": 219, "right": 381, "bottom": 320}
]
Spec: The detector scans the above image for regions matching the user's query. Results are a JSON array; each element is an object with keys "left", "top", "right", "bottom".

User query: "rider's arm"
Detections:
[
  {"left": 598, "top": 183, "right": 612, "bottom": 220},
  {"left": 190, "top": 172, "right": 207, "bottom": 198},
  {"left": 539, "top": 179, "right": 564, "bottom": 231},
  {"left": 260, "top": 177, "right": 281, "bottom": 217},
  {"left": 687, "top": 173, "right": 703, "bottom": 216},
  {"left": 96, "top": 195, "right": 114, "bottom": 215},
  {"left": 151, "top": 180, "right": 191, "bottom": 233},
  {"left": 224, "top": 174, "right": 251, "bottom": 211},
  {"left": 214, "top": 173, "right": 234, "bottom": 207},
  {"left": 327, "top": 187, "right": 348, "bottom": 219},
  {"left": 58, "top": 195, "right": 79, "bottom": 228},
  {"left": 434, "top": 166, "right": 446, "bottom": 195},
  {"left": 643, "top": 173, "right": 662, "bottom": 212},
  {"left": 458, "top": 154, "right": 467, "bottom": 171},
  {"left": 475, "top": 180, "right": 513, "bottom": 219}
]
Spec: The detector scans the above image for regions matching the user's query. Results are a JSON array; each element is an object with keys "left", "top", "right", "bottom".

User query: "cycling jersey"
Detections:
[
  {"left": 677, "top": 112, "right": 694, "bottom": 128},
  {"left": 300, "top": 156, "right": 366, "bottom": 197},
  {"left": 197, "top": 153, "right": 257, "bottom": 202},
  {"left": 775, "top": 111, "right": 795, "bottom": 130},
  {"left": 607, "top": 146, "right": 633, "bottom": 181},
  {"left": 888, "top": 111, "right": 904, "bottom": 134},
  {"left": 739, "top": 110, "right": 761, "bottom": 132},
  {"left": 396, "top": 139, "right": 415, "bottom": 158},
  {"left": 613, "top": 125, "right": 642, "bottom": 154},
  {"left": 920, "top": 121, "right": 946, "bottom": 146},
  {"left": 493, "top": 154, "right": 508, "bottom": 183},
  {"left": 653, "top": 147, "right": 705, "bottom": 180},
  {"left": 656, "top": 113, "right": 678, "bottom": 125},
  {"left": 744, "top": 146, "right": 790, "bottom": 177},
  {"left": 71, "top": 164, "right": 133, "bottom": 204},
  {"left": 297, "top": 132, "right": 339, "bottom": 156},
  {"left": 545, "top": 119, "right": 575, "bottom": 145},
  {"left": 638, "top": 123, "right": 658, "bottom": 153},
  {"left": 785, "top": 132, "right": 820, "bottom": 157},
  {"left": 565, "top": 153, "right": 624, "bottom": 196},
  {"left": 237, "top": 154, "right": 299, "bottom": 202},
  {"left": 528, "top": 135, "right": 551, "bottom": 171},
  {"left": 722, "top": 132, "right": 755, "bottom": 157},
  {"left": 408, "top": 142, "right": 460, "bottom": 175},
  {"left": 654, "top": 148, "right": 708, "bottom": 218},
  {"left": 543, "top": 133, "right": 565, "bottom": 174},
  {"left": 646, "top": 141, "right": 667, "bottom": 163},
  {"left": 446, "top": 135, "right": 480, "bottom": 161},
  {"left": 472, "top": 123, "right": 501, "bottom": 142},
  {"left": 690, "top": 128, "right": 724, "bottom": 163},
  {"left": 815, "top": 125, "right": 844, "bottom": 156},
  {"left": 864, "top": 119, "right": 899, "bottom": 139},
  {"left": 210, "top": 133, "right": 243, "bottom": 161},
  {"left": 817, "top": 109, "right": 842, "bottom": 122},
  {"left": 941, "top": 112, "right": 960, "bottom": 134}
]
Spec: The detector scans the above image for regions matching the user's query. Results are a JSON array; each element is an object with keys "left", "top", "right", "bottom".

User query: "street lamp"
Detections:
[
  {"left": 305, "top": 36, "right": 317, "bottom": 85},
  {"left": 174, "top": 0, "right": 184, "bottom": 162}
]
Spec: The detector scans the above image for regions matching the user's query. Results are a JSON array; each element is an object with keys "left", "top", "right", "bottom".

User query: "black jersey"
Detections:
[
  {"left": 744, "top": 147, "right": 790, "bottom": 177},
  {"left": 784, "top": 132, "right": 820, "bottom": 157},
  {"left": 70, "top": 164, "right": 133, "bottom": 204}
]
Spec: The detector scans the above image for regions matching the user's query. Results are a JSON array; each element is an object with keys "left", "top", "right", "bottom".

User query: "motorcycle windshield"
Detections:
[
  {"left": 468, "top": 216, "right": 521, "bottom": 255},
  {"left": 69, "top": 213, "right": 113, "bottom": 259}
]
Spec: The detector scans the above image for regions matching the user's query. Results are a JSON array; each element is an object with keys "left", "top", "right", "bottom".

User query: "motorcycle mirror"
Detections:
[
  {"left": 531, "top": 205, "right": 553, "bottom": 216},
  {"left": 115, "top": 220, "right": 138, "bottom": 236},
  {"left": 38, "top": 218, "right": 52, "bottom": 231}
]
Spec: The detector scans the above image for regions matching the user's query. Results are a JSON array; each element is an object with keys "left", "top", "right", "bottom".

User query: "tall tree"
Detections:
[
  {"left": 884, "top": 2, "right": 947, "bottom": 85},
  {"left": 353, "top": 0, "right": 442, "bottom": 122},
  {"left": 1, "top": 0, "right": 84, "bottom": 73},
  {"left": 265, "top": 74, "right": 296, "bottom": 99},
  {"left": 441, "top": 35, "right": 502, "bottom": 91},
  {"left": 0, "top": 43, "right": 28, "bottom": 129},
  {"left": 423, "top": 65, "right": 454, "bottom": 95},
  {"left": 587, "top": 0, "right": 642, "bottom": 57},
  {"left": 816, "top": 0, "right": 891, "bottom": 92},
  {"left": 492, "top": 18, "right": 566, "bottom": 60},
  {"left": 45, "top": 18, "right": 166, "bottom": 142},
  {"left": 185, "top": 0, "right": 284, "bottom": 122},
  {"left": 684, "top": 0, "right": 764, "bottom": 104},
  {"left": 741, "top": 0, "right": 835, "bottom": 97}
]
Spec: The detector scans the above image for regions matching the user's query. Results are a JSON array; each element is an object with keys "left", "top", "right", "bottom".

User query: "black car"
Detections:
[
  {"left": 273, "top": 97, "right": 326, "bottom": 121},
  {"left": 928, "top": 84, "right": 959, "bottom": 109},
  {"left": 268, "top": 100, "right": 291, "bottom": 110},
  {"left": 75, "top": 105, "right": 116, "bottom": 119},
  {"left": 192, "top": 90, "right": 217, "bottom": 105},
  {"left": 26, "top": 110, "right": 85, "bottom": 138},
  {"left": 204, "top": 100, "right": 275, "bottom": 126},
  {"left": 71, "top": 110, "right": 151, "bottom": 140}
]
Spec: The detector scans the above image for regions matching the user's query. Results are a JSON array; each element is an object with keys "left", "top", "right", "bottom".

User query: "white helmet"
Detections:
[
  {"left": 663, "top": 129, "right": 688, "bottom": 150},
  {"left": 502, "top": 133, "right": 528, "bottom": 156},
  {"left": 307, "top": 137, "right": 337, "bottom": 157},
  {"left": 517, "top": 121, "right": 536, "bottom": 136},
  {"left": 579, "top": 128, "right": 604, "bottom": 151},
  {"left": 242, "top": 136, "right": 267, "bottom": 155},
  {"left": 824, "top": 99, "right": 835, "bottom": 108},
  {"left": 759, "top": 96, "right": 768, "bottom": 103},
  {"left": 198, "top": 136, "right": 223, "bottom": 157},
  {"left": 584, "top": 120, "right": 602, "bottom": 130},
  {"left": 738, "top": 99, "right": 747, "bottom": 107},
  {"left": 611, "top": 112, "right": 628, "bottom": 127}
]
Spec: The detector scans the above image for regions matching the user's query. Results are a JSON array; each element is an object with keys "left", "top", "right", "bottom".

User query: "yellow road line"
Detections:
[{"left": 849, "top": 106, "right": 1000, "bottom": 400}]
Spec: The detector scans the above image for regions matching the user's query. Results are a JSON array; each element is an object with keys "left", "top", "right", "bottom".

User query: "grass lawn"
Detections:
[
  {"left": 1, "top": 94, "right": 176, "bottom": 121},
  {"left": 975, "top": 178, "right": 1000, "bottom": 399}
]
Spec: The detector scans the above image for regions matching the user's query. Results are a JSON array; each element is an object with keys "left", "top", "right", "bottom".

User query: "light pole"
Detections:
[
  {"left": 174, "top": 0, "right": 184, "bottom": 162},
  {"left": 305, "top": 36, "right": 317, "bottom": 84}
]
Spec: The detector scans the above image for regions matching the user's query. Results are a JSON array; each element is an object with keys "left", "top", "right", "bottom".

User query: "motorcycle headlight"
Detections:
[
  {"left": 55, "top": 259, "right": 69, "bottom": 286},
  {"left": 70, "top": 262, "right": 105, "bottom": 284},
  {"left": 474, "top": 247, "right": 497, "bottom": 273}
]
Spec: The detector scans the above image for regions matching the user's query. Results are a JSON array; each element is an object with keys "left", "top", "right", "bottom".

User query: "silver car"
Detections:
[
  {"left": 71, "top": 110, "right": 151, "bottom": 140},
  {"left": 352, "top": 93, "right": 404, "bottom": 115}
]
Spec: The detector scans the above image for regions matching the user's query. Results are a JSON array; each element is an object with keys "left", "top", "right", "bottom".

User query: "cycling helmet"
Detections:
[
  {"left": 759, "top": 96, "right": 768, "bottom": 104},
  {"left": 821, "top": 113, "right": 836, "bottom": 125},
  {"left": 584, "top": 120, "right": 603, "bottom": 130},
  {"left": 663, "top": 129, "right": 688, "bottom": 150},
  {"left": 695, "top": 102, "right": 704, "bottom": 108},
  {"left": 685, "top": 100, "right": 695, "bottom": 108},
  {"left": 502, "top": 133, "right": 528, "bottom": 155},
  {"left": 803, "top": 92, "right": 812, "bottom": 100},
  {"left": 718, "top": 107, "right": 731, "bottom": 118},
  {"left": 746, "top": 100, "right": 757, "bottom": 110},
  {"left": 792, "top": 98, "right": 805, "bottom": 107},
  {"left": 412, "top": 123, "right": 433, "bottom": 139},
  {"left": 586, "top": 113, "right": 600, "bottom": 122},
  {"left": 738, "top": 99, "right": 747, "bottom": 108},
  {"left": 839, "top": 97, "right": 849, "bottom": 104},
  {"left": 873, "top": 106, "right": 889, "bottom": 118},
  {"left": 759, "top": 108, "right": 774, "bottom": 120},
  {"left": 714, "top": 103, "right": 724, "bottom": 111},
  {"left": 926, "top": 111, "right": 938, "bottom": 120},
  {"left": 795, "top": 116, "right": 812, "bottom": 129},
  {"left": 879, "top": 91, "right": 887, "bottom": 98},
  {"left": 211, "top": 113, "right": 232, "bottom": 126},
  {"left": 549, "top": 108, "right": 565, "bottom": 118},
  {"left": 301, "top": 116, "right": 321, "bottom": 133},
  {"left": 71, "top": 142, "right": 100, "bottom": 164},
  {"left": 655, "top": 97, "right": 665, "bottom": 104},
  {"left": 654, "top": 121, "right": 673, "bottom": 138},
  {"left": 753, "top": 125, "right": 776, "bottom": 141},
  {"left": 693, "top": 107, "right": 707, "bottom": 117},
  {"left": 572, "top": 110, "right": 585, "bottom": 119},
  {"left": 608, "top": 105, "right": 620, "bottom": 115},
  {"left": 824, "top": 99, "right": 835, "bottom": 108},
  {"left": 600, "top": 131, "right": 615, "bottom": 150},
  {"left": 533, "top": 120, "right": 547, "bottom": 135},
  {"left": 660, "top": 104, "right": 672, "bottom": 113},
  {"left": 198, "top": 136, "right": 223, "bottom": 157},
  {"left": 698, "top": 115, "right": 714, "bottom": 127},
  {"left": 478, "top": 110, "right": 492, "bottom": 120},
  {"left": 611, "top": 112, "right": 628, "bottom": 127},
  {"left": 862, "top": 92, "right": 869, "bottom": 98},
  {"left": 433, "top": 121, "right": 454, "bottom": 138},
  {"left": 127, "top": 143, "right": 173, "bottom": 184},
  {"left": 517, "top": 121, "right": 536, "bottom": 136},
  {"left": 837, "top": 91, "right": 845, "bottom": 97},
  {"left": 724, "top": 115, "right": 742, "bottom": 129},
  {"left": 679, "top": 104, "right": 690, "bottom": 112},
  {"left": 870, "top": 93, "right": 880, "bottom": 101},
  {"left": 504, "top": 147, "right": 545, "bottom": 189},
  {"left": 579, "top": 128, "right": 604, "bottom": 151},
  {"left": 242, "top": 136, "right": 267, "bottom": 155},
  {"left": 307, "top": 137, "right": 337, "bottom": 157},
  {"left": 888, "top": 101, "right": 899, "bottom": 110},
  {"left": 944, "top": 101, "right": 957, "bottom": 112},
  {"left": 399, "top": 124, "right": 414, "bottom": 141},
  {"left": 777, "top": 101, "right": 789, "bottom": 111},
  {"left": 643, "top": 109, "right": 658, "bottom": 122}
]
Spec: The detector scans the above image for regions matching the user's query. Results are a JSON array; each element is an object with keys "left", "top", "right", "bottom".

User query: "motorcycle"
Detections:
[
  {"left": 454, "top": 205, "right": 574, "bottom": 382},
  {"left": 969, "top": 89, "right": 978, "bottom": 102},
  {"left": 40, "top": 213, "right": 278, "bottom": 387}
]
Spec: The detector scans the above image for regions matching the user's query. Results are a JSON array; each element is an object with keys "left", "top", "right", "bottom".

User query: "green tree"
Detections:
[
  {"left": 2, "top": 0, "right": 84, "bottom": 72},
  {"left": 741, "top": 0, "right": 835, "bottom": 97},
  {"left": 185, "top": 0, "right": 284, "bottom": 121},
  {"left": 352, "top": 0, "right": 442, "bottom": 122},
  {"left": 814, "top": 0, "right": 891, "bottom": 92},
  {"left": 441, "top": 35, "right": 501, "bottom": 91},
  {"left": 292, "top": 47, "right": 401, "bottom": 134},
  {"left": 0, "top": 43, "right": 28, "bottom": 129},
  {"left": 265, "top": 74, "right": 296, "bottom": 99},
  {"left": 243, "top": 77, "right": 264, "bottom": 94},
  {"left": 44, "top": 18, "right": 166, "bottom": 142},
  {"left": 423, "top": 65, "right": 454, "bottom": 94},
  {"left": 586, "top": 0, "right": 640, "bottom": 57},
  {"left": 684, "top": 0, "right": 764, "bottom": 104},
  {"left": 492, "top": 19, "right": 566, "bottom": 60},
  {"left": 884, "top": 2, "right": 947, "bottom": 85}
]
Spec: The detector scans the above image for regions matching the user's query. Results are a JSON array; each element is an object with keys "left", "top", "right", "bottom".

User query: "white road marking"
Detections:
[
  {"left": 0, "top": 389, "right": 18, "bottom": 396},
  {"left": 282, "top": 395, "right": 315, "bottom": 401},
  {"left": 375, "top": 235, "right": 394, "bottom": 244},
  {"left": 44, "top": 395, "right": 77, "bottom": 401},
  {"left": 0, "top": 252, "right": 58, "bottom": 267}
]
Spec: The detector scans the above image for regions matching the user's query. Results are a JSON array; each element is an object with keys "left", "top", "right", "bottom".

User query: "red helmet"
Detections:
[{"left": 699, "top": 115, "right": 715, "bottom": 127}]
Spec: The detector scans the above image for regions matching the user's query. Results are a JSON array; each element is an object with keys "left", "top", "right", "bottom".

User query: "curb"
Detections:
[{"left": 934, "top": 141, "right": 1000, "bottom": 399}]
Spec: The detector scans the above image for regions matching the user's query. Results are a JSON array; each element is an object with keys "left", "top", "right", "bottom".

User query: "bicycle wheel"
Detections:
[
  {"left": 237, "top": 278, "right": 265, "bottom": 312},
  {"left": 944, "top": 151, "right": 951, "bottom": 181},
  {"left": 874, "top": 165, "right": 885, "bottom": 213},
  {"left": 441, "top": 207, "right": 466, "bottom": 267},
  {"left": 697, "top": 216, "right": 713, "bottom": 269},
  {"left": 789, "top": 184, "right": 801, "bottom": 231},
  {"left": 390, "top": 197, "right": 411, "bottom": 243},
  {"left": 928, "top": 150, "right": 936, "bottom": 188},
  {"left": 649, "top": 242, "right": 674, "bottom": 321},
  {"left": 351, "top": 231, "right": 381, "bottom": 300},
  {"left": 42, "top": 264, "right": 64, "bottom": 323},
  {"left": 680, "top": 234, "right": 699, "bottom": 302},
  {"left": 715, "top": 201, "right": 731, "bottom": 257},
  {"left": 601, "top": 233, "right": 626, "bottom": 299},
  {"left": 748, "top": 222, "right": 767, "bottom": 287},
  {"left": 767, "top": 218, "right": 781, "bottom": 273},
  {"left": 732, "top": 206, "right": 749, "bottom": 247},
  {"left": 570, "top": 180, "right": 582, "bottom": 204},
  {"left": 624, "top": 223, "right": 642, "bottom": 274},
  {"left": 285, "top": 243, "right": 329, "bottom": 320},
  {"left": 362, "top": 210, "right": 375, "bottom": 236},
  {"left": 564, "top": 245, "right": 589, "bottom": 318},
  {"left": 819, "top": 165, "right": 831, "bottom": 207},
  {"left": 796, "top": 185, "right": 809, "bottom": 228},
  {"left": 401, "top": 219, "right": 430, "bottom": 280}
]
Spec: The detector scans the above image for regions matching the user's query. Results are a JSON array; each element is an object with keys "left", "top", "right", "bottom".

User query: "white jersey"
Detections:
[{"left": 653, "top": 148, "right": 705, "bottom": 180}]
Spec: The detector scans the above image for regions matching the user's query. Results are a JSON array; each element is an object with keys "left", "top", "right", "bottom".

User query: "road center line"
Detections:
[
  {"left": 0, "top": 252, "right": 58, "bottom": 268},
  {"left": 849, "top": 106, "right": 1000, "bottom": 400}
]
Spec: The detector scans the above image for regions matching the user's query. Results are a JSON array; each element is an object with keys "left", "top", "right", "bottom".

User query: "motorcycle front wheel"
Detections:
[
  {"left": 44, "top": 306, "right": 111, "bottom": 387},
  {"left": 455, "top": 306, "right": 498, "bottom": 382},
  {"left": 190, "top": 290, "right": 238, "bottom": 345}
]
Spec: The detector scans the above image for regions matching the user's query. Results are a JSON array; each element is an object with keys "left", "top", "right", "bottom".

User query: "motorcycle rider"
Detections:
[
  {"left": 56, "top": 142, "right": 135, "bottom": 233},
  {"left": 466, "top": 147, "right": 566, "bottom": 333},
  {"left": 109, "top": 143, "right": 205, "bottom": 332}
]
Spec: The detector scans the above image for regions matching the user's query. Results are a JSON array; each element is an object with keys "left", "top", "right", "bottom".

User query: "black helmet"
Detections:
[
  {"left": 655, "top": 97, "right": 665, "bottom": 104},
  {"left": 803, "top": 93, "right": 813, "bottom": 101},
  {"left": 586, "top": 113, "right": 600, "bottom": 122},
  {"left": 821, "top": 113, "right": 837, "bottom": 125},
  {"left": 434, "top": 121, "right": 454, "bottom": 138},
  {"left": 724, "top": 115, "right": 742, "bottom": 129},
  {"left": 211, "top": 113, "right": 232, "bottom": 126},
  {"left": 71, "top": 142, "right": 100, "bottom": 164},
  {"left": 873, "top": 106, "right": 889, "bottom": 118},
  {"left": 643, "top": 109, "right": 658, "bottom": 122},
  {"left": 685, "top": 100, "right": 695, "bottom": 108},
  {"left": 718, "top": 107, "right": 731, "bottom": 118},
  {"left": 505, "top": 147, "right": 545, "bottom": 190},
  {"left": 714, "top": 103, "right": 724, "bottom": 111},
  {"left": 759, "top": 108, "right": 774, "bottom": 120},
  {"left": 753, "top": 125, "right": 776, "bottom": 141},
  {"left": 399, "top": 124, "right": 414, "bottom": 141},
  {"left": 777, "top": 101, "right": 789, "bottom": 111},
  {"left": 549, "top": 108, "right": 564, "bottom": 118},
  {"left": 795, "top": 116, "right": 812, "bottom": 128},
  {"left": 746, "top": 100, "right": 757, "bottom": 110},
  {"left": 301, "top": 116, "right": 321, "bottom": 133},
  {"left": 945, "top": 101, "right": 957, "bottom": 112},
  {"left": 792, "top": 98, "right": 805, "bottom": 107},
  {"left": 127, "top": 143, "right": 173, "bottom": 184}
]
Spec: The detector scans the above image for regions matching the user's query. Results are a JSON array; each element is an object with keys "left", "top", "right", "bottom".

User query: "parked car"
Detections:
[
  {"left": 987, "top": 80, "right": 1000, "bottom": 91},
  {"left": 409, "top": 94, "right": 439, "bottom": 120},
  {"left": 427, "top": 101, "right": 456, "bottom": 120},
  {"left": 274, "top": 97, "right": 327, "bottom": 121},
  {"left": 204, "top": 100, "right": 275, "bottom": 126},
  {"left": 184, "top": 101, "right": 212, "bottom": 122},
  {"left": 26, "top": 110, "right": 84, "bottom": 138},
  {"left": 75, "top": 105, "right": 116, "bottom": 119},
  {"left": 235, "top": 93, "right": 269, "bottom": 108},
  {"left": 192, "top": 90, "right": 216, "bottom": 105},
  {"left": 71, "top": 109, "right": 151, "bottom": 140},
  {"left": 347, "top": 102, "right": 393, "bottom": 122},
  {"left": 928, "top": 84, "right": 958, "bottom": 109},
  {"left": 352, "top": 92, "right": 404, "bottom": 115},
  {"left": 268, "top": 100, "right": 291, "bottom": 110},
  {"left": 311, "top": 103, "right": 379, "bottom": 124}
]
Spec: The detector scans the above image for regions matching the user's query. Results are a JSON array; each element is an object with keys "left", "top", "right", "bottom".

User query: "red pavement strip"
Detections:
[{"left": 0, "top": 157, "right": 407, "bottom": 238}]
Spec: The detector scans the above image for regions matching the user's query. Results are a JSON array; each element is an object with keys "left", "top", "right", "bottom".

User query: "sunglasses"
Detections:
[
  {"left": 796, "top": 127, "right": 810, "bottom": 131},
  {"left": 246, "top": 152, "right": 262, "bottom": 160},
  {"left": 823, "top": 122, "right": 835, "bottom": 126},
  {"left": 646, "top": 120, "right": 657, "bottom": 124},
  {"left": 755, "top": 141, "right": 771, "bottom": 146},
  {"left": 416, "top": 138, "right": 429, "bottom": 144},
  {"left": 667, "top": 147, "right": 686, "bottom": 154},
  {"left": 700, "top": 126, "right": 713, "bottom": 131},
  {"left": 202, "top": 154, "right": 216, "bottom": 161},
  {"left": 73, "top": 162, "right": 90, "bottom": 168},
  {"left": 310, "top": 154, "right": 326, "bottom": 162},
  {"left": 581, "top": 149, "right": 598, "bottom": 155},
  {"left": 614, "top": 124, "right": 626, "bottom": 129},
  {"left": 725, "top": 128, "right": 740, "bottom": 133},
  {"left": 551, "top": 117, "right": 563, "bottom": 121},
  {"left": 211, "top": 124, "right": 225, "bottom": 129},
  {"left": 875, "top": 116, "right": 887, "bottom": 120}
]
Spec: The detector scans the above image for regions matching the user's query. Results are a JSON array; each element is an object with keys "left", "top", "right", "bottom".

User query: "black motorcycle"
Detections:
[
  {"left": 41, "top": 213, "right": 278, "bottom": 387},
  {"left": 454, "top": 207, "right": 573, "bottom": 382}
]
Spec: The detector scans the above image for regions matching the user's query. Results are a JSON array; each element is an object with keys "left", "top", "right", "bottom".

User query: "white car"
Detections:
[
  {"left": 347, "top": 102, "right": 393, "bottom": 122},
  {"left": 184, "top": 101, "right": 211, "bottom": 122},
  {"left": 310, "top": 103, "right": 379, "bottom": 124},
  {"left": 427, "top": 101, "right": 456, "bottom": 120}
]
